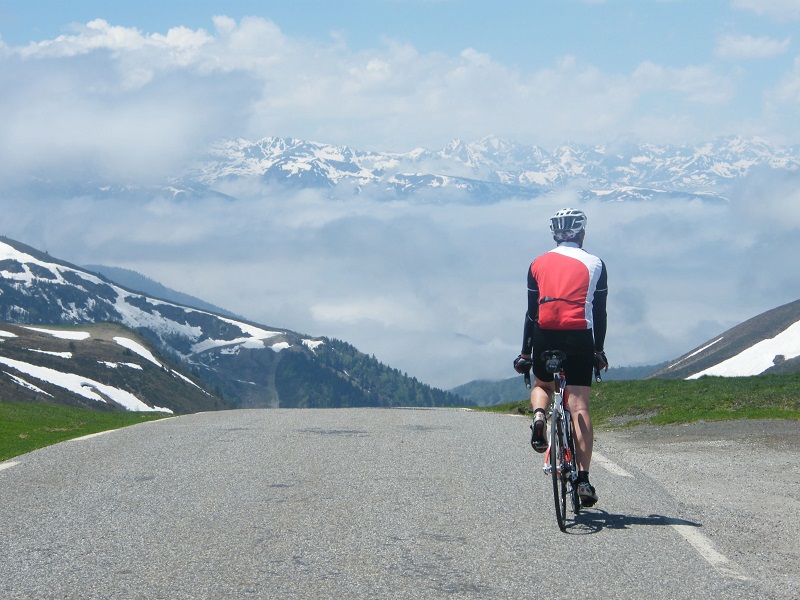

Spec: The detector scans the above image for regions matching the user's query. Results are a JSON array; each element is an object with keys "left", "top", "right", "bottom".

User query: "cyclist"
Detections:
[{"left": 514, "top": 207, "right": 608, "bottom": 507}]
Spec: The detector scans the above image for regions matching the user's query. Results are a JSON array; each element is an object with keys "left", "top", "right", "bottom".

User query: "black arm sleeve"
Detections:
[
  {"left": 592, "top": 261, "right": 608, "bottom": 352},
  {"left": 521, "top": 266, "right": 539, "bottom": 355}
]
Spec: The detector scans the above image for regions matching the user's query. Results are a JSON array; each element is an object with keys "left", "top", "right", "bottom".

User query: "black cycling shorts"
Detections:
[{"left": 532, "top": 326, "right": 595, "bottom": 387}]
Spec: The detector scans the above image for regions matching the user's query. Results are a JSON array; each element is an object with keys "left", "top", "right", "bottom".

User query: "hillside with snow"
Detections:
[
  {"left": 0, "top": 322, "right": 227, "bottom": 414},
  {"left": 0, "top": 236, "right": 463, "bottom": 409},
  {"left": 647, "top": 299, "right": 800, "bottom": 380}
]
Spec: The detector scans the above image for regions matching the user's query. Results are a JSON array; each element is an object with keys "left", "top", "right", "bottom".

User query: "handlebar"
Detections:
[{"left": 518, "top": 354, "right": 604, "bottom": 388}]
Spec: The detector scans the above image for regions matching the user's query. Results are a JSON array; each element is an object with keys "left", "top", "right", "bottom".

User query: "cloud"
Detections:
[
  {"left": 0, "top": 14, "right": 765, "bottom": 185},
  {"left": 768, "top": 56, "right": 800, "bottom": 107},
  {"left": 5, "top": 171, "right": 799, "bottom": 389},
  {"left": 715, "top": 33, "right": 791, "bottom": 60},
  {"left": 732, "top": 0, "right": 800, "bottom": 21},
  {"left": 631, "top": 61, "right": 733, "bottom": 104}
]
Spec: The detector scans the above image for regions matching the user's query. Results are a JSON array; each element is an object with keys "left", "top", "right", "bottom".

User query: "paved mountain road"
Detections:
[{"left": 1, "top": 409, "right": 797, "bottom": 599}]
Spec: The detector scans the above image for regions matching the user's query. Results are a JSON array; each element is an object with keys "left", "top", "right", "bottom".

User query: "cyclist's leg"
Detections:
[
  {"left": 529, "top": 376, "right": 553, "bottom": 451},
  {"left": 531, "top": 376, "right": 554, "bottom": 413},
  {"left": 566, "top": 385, "right": 593, "bottom": 472},
  {"left": 560, "top": 334, "right": 595, "bottom": 471}
]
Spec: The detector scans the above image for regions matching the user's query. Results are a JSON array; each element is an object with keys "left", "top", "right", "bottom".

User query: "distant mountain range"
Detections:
[
  {"left": 0, "top": 237, "right": 463, "bottom": 411},
  {"left": 181, "top": 135, "right": 800, "bottom": 203},
  {"left": 15, "top": 135, "right": 800, "bottom": 204}
]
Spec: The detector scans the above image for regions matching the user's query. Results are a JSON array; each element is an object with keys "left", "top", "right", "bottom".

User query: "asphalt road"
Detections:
[{"left": 1, "top": 409, "right": 797, "bottom": 599}]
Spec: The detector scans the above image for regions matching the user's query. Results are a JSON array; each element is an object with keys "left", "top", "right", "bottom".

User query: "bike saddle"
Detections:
[{"left": 541, "top": 350, "right": 566, "bottom": 374}]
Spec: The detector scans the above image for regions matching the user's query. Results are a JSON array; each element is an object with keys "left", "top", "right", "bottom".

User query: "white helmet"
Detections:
[{"left": 549, "top": 208, "right": 587, "bottom": 242}]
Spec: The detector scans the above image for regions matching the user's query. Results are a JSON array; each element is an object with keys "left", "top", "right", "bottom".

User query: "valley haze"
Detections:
[{"left": 2, "top": 3, "right": 800, "bottom": 388}]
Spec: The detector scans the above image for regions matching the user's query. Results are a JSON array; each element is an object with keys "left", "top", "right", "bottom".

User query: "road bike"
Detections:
[{"left": 523, "top": 351, "right": 601, "bottom": 531}]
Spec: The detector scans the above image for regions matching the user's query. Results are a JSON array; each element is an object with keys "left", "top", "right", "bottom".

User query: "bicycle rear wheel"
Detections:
[
  {"left": 564, "top": 413, "right": 580, "bottom": 514},
  {"left": 549, "top": 413, "right": 568, "bottom": 531}
]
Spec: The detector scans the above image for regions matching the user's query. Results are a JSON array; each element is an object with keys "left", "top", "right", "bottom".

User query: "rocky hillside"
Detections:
[{"left": 0, "top": 322, "right": 228, "bottom": 414}]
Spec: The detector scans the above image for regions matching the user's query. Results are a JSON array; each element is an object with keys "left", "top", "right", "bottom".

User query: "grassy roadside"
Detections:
[
  {"left": 4, "top": 373, "right": 798, "bottom": 462},
  {"left": 477, "top": 373, "right": 800, "bottom": 427},
  {"left": 0, "top": 401, "right": 171, "bottom": 462}
]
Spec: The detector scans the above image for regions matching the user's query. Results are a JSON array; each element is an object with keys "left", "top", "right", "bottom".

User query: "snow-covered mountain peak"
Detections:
[{"left": 136, "top": 134, "right": 800, "bottom": 204}]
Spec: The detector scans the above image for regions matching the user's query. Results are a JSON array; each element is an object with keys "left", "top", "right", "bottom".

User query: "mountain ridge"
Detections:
[
  {"left": 179, "top": 134, "right": 800, "bottom": 203},
  {"left": 647, "top": 298, "right": 800, "bottom": 380},
  {"left": 0, "top": 236, "right": 464, "bottom": 410},
  {"left": 16, "top": 135, "right": 799, "bottom": 205}
]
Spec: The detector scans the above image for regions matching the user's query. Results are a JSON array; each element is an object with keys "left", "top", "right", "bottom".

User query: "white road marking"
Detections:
[
  {"left": 592, "top": 451, "right": 633, "bottom": 477},
  {"left": 68, "top": 430, "right": 113, "bottom": 442},
  {"left": 592, "top": 449, "right": 749, "bottom": 581},
  {"left": 0, "top": 461, "right": 21, "bottom": 472},
  {"left": 671, "top": 524, "right": 750, "bottom": 581}
]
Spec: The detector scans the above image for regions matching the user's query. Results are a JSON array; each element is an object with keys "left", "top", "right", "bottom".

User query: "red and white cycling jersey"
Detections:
[{"left": 529, "top": 243, "right": 607, "bottom": 331}]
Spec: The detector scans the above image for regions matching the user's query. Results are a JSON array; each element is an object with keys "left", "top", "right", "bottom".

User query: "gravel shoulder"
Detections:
[{"left": 596, "top": 419, "right": 800, "bottom": 594}]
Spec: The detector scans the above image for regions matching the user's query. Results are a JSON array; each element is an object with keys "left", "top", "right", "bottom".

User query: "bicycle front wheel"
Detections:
[{"left": 549, "top": 413, "right": 567, "bottom": 531}]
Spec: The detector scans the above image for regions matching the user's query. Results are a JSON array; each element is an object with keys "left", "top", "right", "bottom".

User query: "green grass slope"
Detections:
[
  {"left": 0, "top": 401, "right": 169, "bottom": 462},
  {"left": 479, "top": 373, "right": 800, "bottom": 426}
]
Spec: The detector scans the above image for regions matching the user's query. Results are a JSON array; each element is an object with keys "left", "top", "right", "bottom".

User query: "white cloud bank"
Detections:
[
  {"left": 2, "top": 15, "right": 800, "bottom": 388},
  {"left": 2, "top": 13, "right": 799, "bottom": 187},
  {"left": 7, "top": 169, "right": 800, "bottom": 389}
]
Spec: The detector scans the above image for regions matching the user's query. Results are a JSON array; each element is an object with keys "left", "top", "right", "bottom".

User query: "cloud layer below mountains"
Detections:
[{"left": 7, "top": 170, "right": 800, "bottom": 389}]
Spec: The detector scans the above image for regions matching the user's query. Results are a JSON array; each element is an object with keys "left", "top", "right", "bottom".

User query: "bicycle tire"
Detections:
[
  {"left": 564, "top": 412, "right": 580, "bottom": 514},
  {"left": 550, "top": 412, "right": 568, "bottom": 531}
]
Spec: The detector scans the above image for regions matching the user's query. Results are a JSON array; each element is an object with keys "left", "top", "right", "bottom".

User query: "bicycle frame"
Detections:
[
  {"left": 543, "top": 370, "right": 576, "bottom": 482},
  {"left": 539, "top": 351, "right": 580, "bottom": 530}
]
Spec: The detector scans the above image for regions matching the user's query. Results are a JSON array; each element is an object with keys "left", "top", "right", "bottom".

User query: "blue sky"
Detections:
[
  {"left": 2, "top": 0, "right": 800, "bottom": 155},
  {"left": 1, "top": 1, "right": 800, "bottom": 387}
]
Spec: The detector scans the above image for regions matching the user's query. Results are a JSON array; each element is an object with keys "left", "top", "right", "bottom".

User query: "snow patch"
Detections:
[
  {"left": 98, "top": 361, "right": 143, "bottom": 370},
  {"left": 302, "top": 339, "right": 324, "bottom": 352},
  {"left": 0, "top": 356, "right": 172, "bottom": 412},
  {"left": 3, "top": 371, "right": 53, "bottom": 397},
  {"left": 30, "top": 349, "right": 73, "bottom": 359},
  {"left": 113, "top": 337, "right": 163, "bottom": 367},
  {"left": 23, "top": 327, "right": 91, "bottom": 341},
  {"left": 668, "top": 337, "right": 724, "bottom": 370},
  {"left": 688, "top": 320, "right": 800, "bottom": 379},
  {"left": 191, "top": 336, "right": 266, "bottom": 354},
  {"left": 171, "top": 370, "right": 209, "bottom": 393}
]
